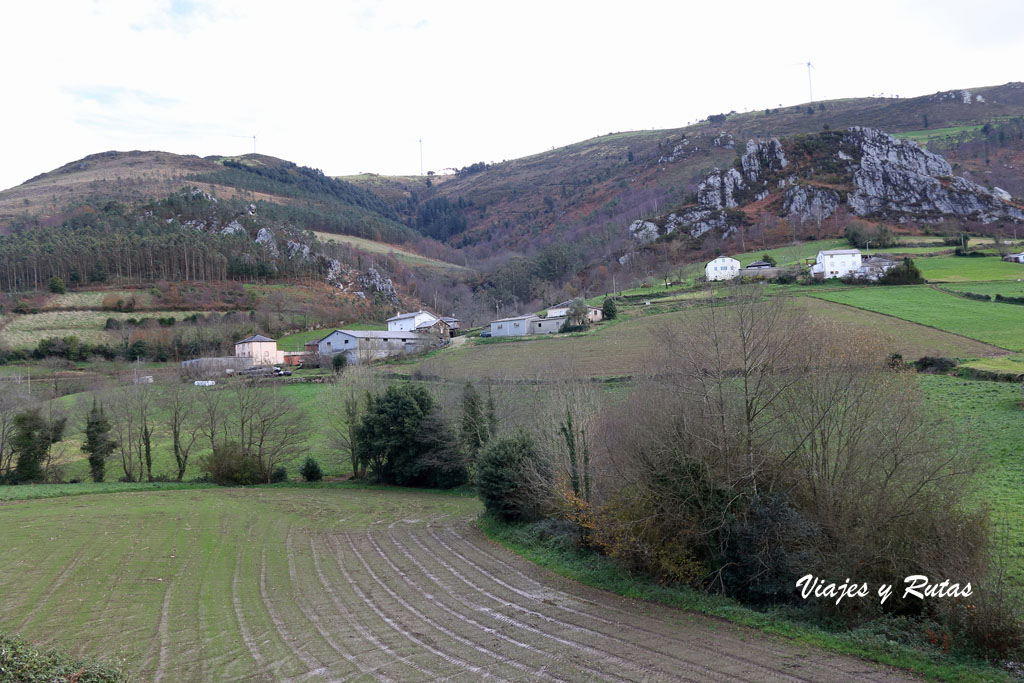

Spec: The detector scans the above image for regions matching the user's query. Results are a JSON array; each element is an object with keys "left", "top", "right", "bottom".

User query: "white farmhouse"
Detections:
[
  {"left": 317, "top": 329, "right": 430, "bottom": 365},
  {"left": 545, "top": 300, "right": 603, "bottom": 324},
  {"left": 234, "top": 334, "right": 284, "bottom": 366},
  {"left": 810, "top": 249, "right": 862, "bottom": 279},
  {"left": 386, "top": 310, "right": 440, "bottom": 332},
  {"left": 705, "top": 256, "right": 741, "bottom": 281}
]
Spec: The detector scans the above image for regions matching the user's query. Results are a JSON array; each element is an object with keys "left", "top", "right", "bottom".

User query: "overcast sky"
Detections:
[{"left": 2, "top": 0, "right": 1023, "bottom": 191}]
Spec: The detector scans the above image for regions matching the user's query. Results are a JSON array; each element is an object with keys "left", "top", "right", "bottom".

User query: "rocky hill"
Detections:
[{"left": 626, "top": 126, "right": 1024, "bottom": 250}]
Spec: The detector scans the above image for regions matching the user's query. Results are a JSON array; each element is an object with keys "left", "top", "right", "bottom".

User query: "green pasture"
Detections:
[
  {"left": 409, "top": 296, "right": 1004, "bottom": 381},
  {"left": 921, "top": 376, "right": 1024, "bottom": 587},
  {"left": 961, "top": 353, "right": 1024, "bottom": 377},
  {"left": 809, "top": 286, "right": 1024, "bottom": 351},
  {"left": 917, "top": 255, "right": 1024, "bottom": 282},
  {"left": 47, "top": 380, "right": 351, "bottom": 482}
]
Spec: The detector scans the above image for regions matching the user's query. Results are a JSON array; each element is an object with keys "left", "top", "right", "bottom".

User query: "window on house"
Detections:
[{"left": 514, "top": 322, "right": 519, "bottom": 327}]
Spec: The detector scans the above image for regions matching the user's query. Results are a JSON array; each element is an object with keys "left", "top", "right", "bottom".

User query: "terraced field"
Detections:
[
  {"left": 0, "top": 487, "right": 908, "bottom": 681},
  {"left": 0, "top": 309, "right": 206, "bottom": 348}
]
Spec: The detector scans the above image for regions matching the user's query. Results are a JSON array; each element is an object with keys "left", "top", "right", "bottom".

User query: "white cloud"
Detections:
[{"left": 1, "top": 0, "right": 1022, "bottom": 190}]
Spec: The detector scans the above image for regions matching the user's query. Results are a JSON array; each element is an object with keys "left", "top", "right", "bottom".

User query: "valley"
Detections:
[{"left": 3, "top": 82, "right": 1024, "bottom": 681}]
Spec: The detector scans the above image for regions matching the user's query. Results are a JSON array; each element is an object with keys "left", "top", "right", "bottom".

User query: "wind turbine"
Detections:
[
  {"left": 231, "top": 133, "right": 257, "bottom": 154},
  {"left": 794, "top": 60, "right": 815, "bottom": 102}
]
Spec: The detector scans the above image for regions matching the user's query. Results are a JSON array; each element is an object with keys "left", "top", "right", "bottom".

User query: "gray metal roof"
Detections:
[
  {"left": 328, "top": 329, "right": 419, "bottom": 340},
  {"left": 490, "top": 315, "right": 538, "bottom": 324},
  {"left": 236, "top": 334, "right": 275, "bottom": 344}
]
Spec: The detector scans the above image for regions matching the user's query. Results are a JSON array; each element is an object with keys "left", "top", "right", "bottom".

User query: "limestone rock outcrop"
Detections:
[
  {"left": 782, "top": 185, "right": 840, "bottom": 223},
  {"left": 845, "top": 127, "right": 1023, "bottom": 223}
]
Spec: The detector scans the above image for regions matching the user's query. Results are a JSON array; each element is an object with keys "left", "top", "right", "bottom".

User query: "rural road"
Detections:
[{"left": 271, "top": 518, "right": 913, "bottom": 682}]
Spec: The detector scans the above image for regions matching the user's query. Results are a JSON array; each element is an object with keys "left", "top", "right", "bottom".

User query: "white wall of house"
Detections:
[
  {"left": 705, "top": 257, "right": 741, "bottom": 281},
  {"left": 490, "top": 316, "right": 534, "bottom": 337},
  {"left": 387, "top": 310, "right": 439, "bottom": 332},
  {"left": 234, "top": 339, "right": 283, "bottom": 365},
  {"left": 811, "top": 249, "right": 862, "bottom": 279},
  {"left": 530, "top": 316, "right": 565, "bottom": 335},
  {"left": 546, "top": 304, "right": 602, "bottom": 323}
]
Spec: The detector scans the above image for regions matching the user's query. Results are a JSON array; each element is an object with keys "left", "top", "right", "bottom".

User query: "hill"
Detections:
[{"left": 341, "top": 82, "right": 1024, "bottom": 305}]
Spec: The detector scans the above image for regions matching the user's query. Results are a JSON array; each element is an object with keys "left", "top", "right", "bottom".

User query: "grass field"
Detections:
[
  {"left": 0, "top": 310, "right": 207, "bottom": 348},
  {"left": 0, "top": 481, "right": 215, "bottom": 501},
  {"left": 917, "top": 255, "right": 1024, "bottom": 282},
  {"left": 945, "top": 281, "right": 1024, "bottom": 297},
  {"left": 809, "top": 286, "right": 1024, "bottom": 351},
  {"left": 960, "top": 352, "right": 1024, "bottom": 377},
  {"left": 312, "top": 231, "right": 473, "bottom": 275},
  {"left": 408, "top": 297, "right": 1005, "bottom": 380},
  {"left": 45, "top": 380, "right": 351, "bottom": 482},
  {"left": 921, "top": 376, "right": 1024, "bottom": 587}
]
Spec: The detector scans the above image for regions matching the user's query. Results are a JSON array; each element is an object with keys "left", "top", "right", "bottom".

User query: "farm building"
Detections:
[
  {"left": 856, "top": 255, "right": 899, "bottom": 281},
  {"left": 490, "top": 315, "right": 537, "bottom": 337},
  {"left": 531, "top": 316, "right": 566, "bottom": 334},
  {"left": 1003, "top": 252, "right": 1024, "bottom": 263},
  {"left": 705, "top": 256, "right": 741, "bottom": 281},
  {"left": 317, "top": 329, "right": 432, "bottom": 366},
  {"left": 745, "top": 260, "right": 774, "bottom": 270},
  {"left": 545, "top": 300, "right": 603, "bottom": 324},
  {"left": 809, "top": 249, "right": 862, "bottom": 279},
  {"left": 234, "top": 334, "right": 284, "bottom": 366},
  {"left": 387, "top": 310, "right": 459, "bottom": 336}
]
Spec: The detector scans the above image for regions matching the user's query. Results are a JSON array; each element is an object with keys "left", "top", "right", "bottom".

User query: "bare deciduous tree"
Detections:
[{"left": 161, "top": 378, "right": 203, "bottom": 481}]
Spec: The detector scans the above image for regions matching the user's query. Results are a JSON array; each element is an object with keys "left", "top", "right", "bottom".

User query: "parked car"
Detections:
[{"left": 480, "top": 331, "right": 492, "bottom": 338}]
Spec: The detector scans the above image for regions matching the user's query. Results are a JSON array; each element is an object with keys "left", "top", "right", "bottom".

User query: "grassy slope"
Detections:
[
  {"left": 921, "top": 376, "right": 1024, "bottom": 586},
  {"left": 51, "top": 380, "right": 347, "bottom": 482},
  {"left": 808, "top": 286, "right": 1024, "bottom": 351},
  {"left": 0, "top": 309, "right": 208, "bottom": 348},
  {"left": 407, "top": 297, "right": 1003, "bottom": 380},
  {"left": 312, "top": 231, "right": 473, "bottom": 275}
]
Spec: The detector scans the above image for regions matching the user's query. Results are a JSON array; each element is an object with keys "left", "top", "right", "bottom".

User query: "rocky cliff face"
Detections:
[
  {"left": 845, "top": 127, "right": 1023, "bottom": 223},
  {"left": 627, "top": 126, "right": 1022, "bottom": 247}
]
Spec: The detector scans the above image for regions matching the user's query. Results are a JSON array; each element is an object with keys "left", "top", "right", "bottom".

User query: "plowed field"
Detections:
[{"left": 0, "top": 488, "right": 910, "bottom": 681}]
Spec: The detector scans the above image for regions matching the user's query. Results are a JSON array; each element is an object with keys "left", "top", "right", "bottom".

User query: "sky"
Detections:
[{"left": 1, "top": 0, "right": 1023, "bottom": 191}]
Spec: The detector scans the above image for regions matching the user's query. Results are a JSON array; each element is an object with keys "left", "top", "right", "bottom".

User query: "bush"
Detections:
[
  {"left": 995, "top": 293, "right": 1024, "bottom": 305},
  {"left": 270, "top": 466, "right": 288, "bottom": 483},
  {"left": 916, "top": 356, "right": 959, "bottom": 373},
  {"left": 299, "top": 457, "right": 322, "bottom": 482},
  {"left": 878, "top": 257, "right": 924, "bottom": 285},
  {"left": 601, "top": 297, "right": 618, "bottom": 320},
  {"left": 332, "top": 353, "right": 347, "bottom": 372},
  {"left": 198, "top": 442, "right": 262, "bottom": 485},
  {"left": 48, "top": 276, "right": 66, "bottom": 294},
  {"left": 477, "top": 432, "right": 549, "bottom": 522},
  {"left": 0, "top": 633, "right": 125, "bottom": 682}
]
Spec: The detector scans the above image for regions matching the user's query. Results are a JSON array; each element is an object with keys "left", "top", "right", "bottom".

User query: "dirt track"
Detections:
[{"left": 259, "top": 518, "right": 912, "bottom": 682}]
